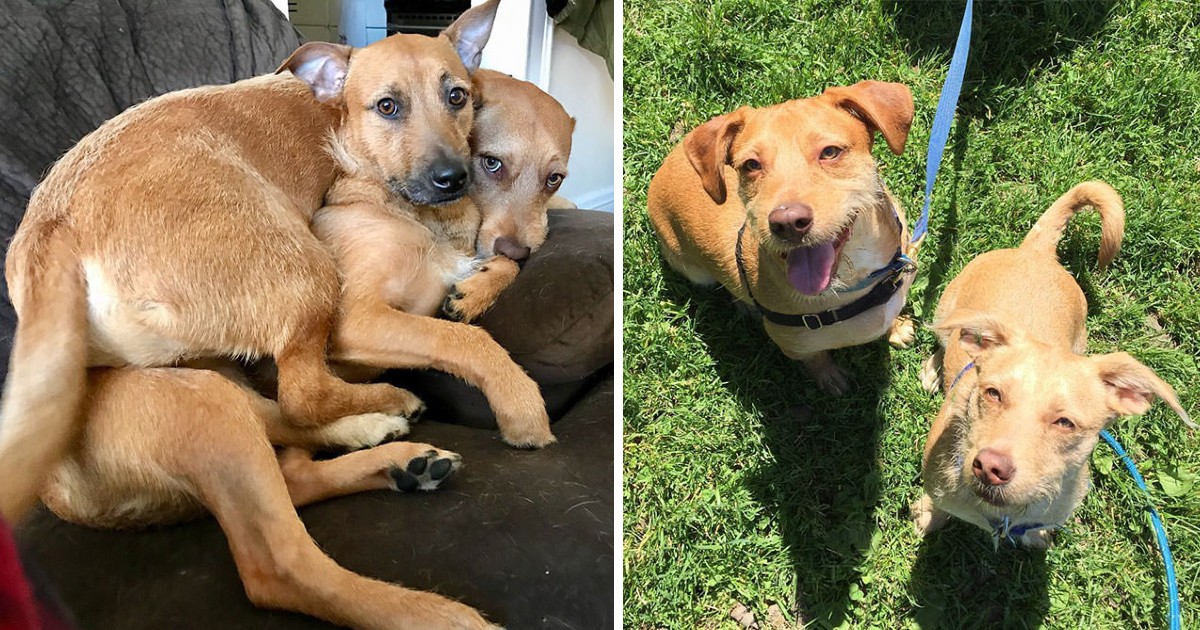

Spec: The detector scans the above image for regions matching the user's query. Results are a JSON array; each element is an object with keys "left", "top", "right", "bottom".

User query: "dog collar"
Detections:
[
  {"left": 989, "top": 515, "right": 1055, "bottom": 549},
  {"left": 733, "top": 221, "right": 915, "bottom": 330}
]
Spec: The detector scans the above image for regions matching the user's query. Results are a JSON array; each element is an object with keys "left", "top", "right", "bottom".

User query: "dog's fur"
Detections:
[
  {"left": 911, "top": 181, "right": 1194, "bottom": 548},
  {"left": 646, "top": 81, "right": 917, "bottom": 393},
  {"left": 0, "top": 3, "right": 554, "bottom": 627},
  {"left": 40, "top": 56, "right": 574, "bottom": 630}
]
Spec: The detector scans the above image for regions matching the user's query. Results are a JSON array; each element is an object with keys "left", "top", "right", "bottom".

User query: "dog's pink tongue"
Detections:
[{"left": 786, "top": 243, "right": 836, "bottom": 295}]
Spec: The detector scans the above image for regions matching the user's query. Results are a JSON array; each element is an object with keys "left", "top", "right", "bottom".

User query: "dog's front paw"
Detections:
[
  {"left": 888, "top": 315, "right": 916, "bottom": 348},
  {"left": 910, "top": 494, "right": 948, "bottom": 536},
  {"left": 920, "top": 350, "right": 943, "bottom": 394},
  {"left": 441, "top": 256, "right": 520, "bottom": 323},
  {"left": 388, "top": 447, "right": 463, "bottom": 492},
  {"left": 1019, "top": 528, "right": 1054, "bottom": 550}
]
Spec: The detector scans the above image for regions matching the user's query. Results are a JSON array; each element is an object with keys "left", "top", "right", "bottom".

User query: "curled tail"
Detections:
[
  {"left": 1019, "top": 181, "right": 1125, "bottom": 269},
  {"left": 0, "top": 225, "right": 88, "bottom": 521}
]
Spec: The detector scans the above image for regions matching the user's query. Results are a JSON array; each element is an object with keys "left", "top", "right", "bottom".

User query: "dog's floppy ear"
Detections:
[
  {"left": 824, "top": 81, "right": 914, "bottom": 155},
  {"left": 1092, "top": 353, "right": 1195, "bottom": 427},
  {"left": 443, "top": 0, "right": 501, "bottom": 74},
  {"left": 934, "top": 312, "right": 1012, "bottom": 360},
  {"left": 684, "top": 108, "right": 748, "bottom": 205},
  {"left": 277, "top": 42, "right": 351, "bottom": 103}
]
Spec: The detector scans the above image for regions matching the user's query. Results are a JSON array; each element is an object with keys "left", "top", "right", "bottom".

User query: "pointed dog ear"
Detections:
[
  {"left": 1093, "top": 353, "right": 1195, "bottom": 427},
  {"left": 934, "top": 312, "right": 1013, "bottom": 361},
  {"left": 823, "top": 81, "right": 914, "bottom": 155},
  {"left": 277, "top": 42, "right": 352, "bottom": 103},
  {"left": 684, "top": 108, "right": 748, "bottom": 205},
  {"left": 443, "top": 0, "right": 501, "bottom": 74}
]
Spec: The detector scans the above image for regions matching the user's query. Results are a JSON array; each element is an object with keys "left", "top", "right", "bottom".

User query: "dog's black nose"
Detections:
[
  {"left": 768, "top": 204, "right": 813, "bottom": 243},
  {"left": 972, "top": 448, "right": 1014, "bottom": 486},
  {"left": 494, "top": 236, "right": 530, "bottom": 262},
  {"left": 429, "top": 158, "right": 468, "bottom": 194}
]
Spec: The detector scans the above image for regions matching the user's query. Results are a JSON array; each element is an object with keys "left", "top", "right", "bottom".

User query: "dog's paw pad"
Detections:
[{"left": 388, "top": 449, "right": 462, "bottom": 492}]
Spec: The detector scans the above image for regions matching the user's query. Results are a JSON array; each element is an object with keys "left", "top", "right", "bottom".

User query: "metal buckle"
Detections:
[{"left": 801, "top": 313, "right": 823, "bottom": 329}]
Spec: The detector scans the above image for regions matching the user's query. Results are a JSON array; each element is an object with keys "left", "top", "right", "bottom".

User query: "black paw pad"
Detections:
[
  {"left": 430, "top": 458, "right": 454, "bottom": 480},
  {"left": 389, "top": 467, "right": 420, "bottom": 492},
  {"left": 406, "top": 456, "right": 429, "bottom": 475},
  {"left": 410, "top": 402, "right": 427, "bottom": 423}
]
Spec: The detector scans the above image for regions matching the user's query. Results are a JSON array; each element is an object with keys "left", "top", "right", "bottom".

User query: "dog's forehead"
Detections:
[
  {"left": 474, "top": 76, "right": 572, "bottom": 165},
  {"left": 739, "top": 99, "right": 870, "bottom": 147},
  {"left": 344, "top": 34, "right": 469, "bottom": 93},
  {"left": 987, "top": 351, "right": 1108, "bottom": 420}
]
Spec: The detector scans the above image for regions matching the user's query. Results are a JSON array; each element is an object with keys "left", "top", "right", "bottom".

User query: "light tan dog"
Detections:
[
  {"left": 0, "top": 1, "right": 507, "bottom": 524},
  {"left": 37, "top": 64, "right": 573, "bottom": 630},
  {"left": 911, "top": 181, "right": 1194, "bottom": 548},
  {"left": 647, "top": 81, "right": 917, "bottom": 394},
  {"left": 310, "top": 68, "right": 575, "bottom": 448}
]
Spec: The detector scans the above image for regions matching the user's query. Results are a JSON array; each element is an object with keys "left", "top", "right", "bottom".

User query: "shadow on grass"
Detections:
[
  {"left": 888, "top": 0, "right": 1115, "bottom": 116},
  {"left": 909, "top": 524, "right": 1050, "bottom": 630},
  {"left": 658, "top": 261, "right": 894, "bottom": 627}
]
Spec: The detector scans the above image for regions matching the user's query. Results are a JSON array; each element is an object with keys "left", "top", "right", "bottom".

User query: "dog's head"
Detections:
[
  {"left": 468, "top": 70, "right": 574, "bottom": 261},
  {"left": 684, "top": 81, "right": 913, "bottom": 296},
  {"left": 935, "top": 313, "right": 1193, "bottom": 514},
  {"left": 278, "top": 0, "right": 501, "bottom": 206}
]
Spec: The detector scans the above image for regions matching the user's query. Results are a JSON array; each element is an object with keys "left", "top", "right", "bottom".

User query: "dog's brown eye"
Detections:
[
  {"left": 984, "top": 387, "right": 1001, "bottom": 403},
  {"left": 448, "top": 87, "right": 468, "bottom": 108},
  {"left": 376, "top": 98, "right": 399, "bottom": 119},
  {"left": 482, "top": 156, "right": 502, "bottom": 173},
  {"left": 1053, "top": 417, "right": 1075, "bottom": 430},
  {"left": 819, "top": 146, "right": 843, "bottom": 160},
  {"left": 741, "top": 159, "right": 762, "bottom": 173},
  {"left": 546, "top": 173, "right": 564, "bottom": 188}
]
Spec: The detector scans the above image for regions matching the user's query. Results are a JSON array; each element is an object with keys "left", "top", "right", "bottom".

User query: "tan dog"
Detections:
[
  {"left": 310, "top": 68, "right": 574, "bottom": 448},
  {"left": 911, "top": 181, "right": 1194, "bottom": 548},
  {"left": 0, "top": 1, "right": 506, "bottom": 524},
  {"left": 2, "top": 3, "right": 526, "bottom": 629},
  {"left": 38, "top": 62, "right": 573, "bottom": 630},
  {"left": 647, "top": 81, "right": 917, "bottom": 394}
]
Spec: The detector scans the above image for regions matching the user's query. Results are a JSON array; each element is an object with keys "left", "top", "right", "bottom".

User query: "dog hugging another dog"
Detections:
[
  {"left": 0, "top": 1, "right": 577, "bottom": 628},
  {"left": 648, "top": 84, "right": 1192, "bottom": 548}
]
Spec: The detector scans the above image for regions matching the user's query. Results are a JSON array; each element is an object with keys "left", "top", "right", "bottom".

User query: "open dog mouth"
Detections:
[{"left": 778, "top": 222, "right": 854, "bottom": 296}]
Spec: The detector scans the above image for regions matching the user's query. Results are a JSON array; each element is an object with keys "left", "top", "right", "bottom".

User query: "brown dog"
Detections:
[
  {"left": 647, "top": 81, "right": 917, "bottom": 394},
  {"left": 38, "top": 62, "right": 573, "bottom": 630},
  {"left": 911, "top": 181, "right": 1194, "bottom": 548},
  {"left": 0, "top": 1, "right": 506, "bottom": 524},
  {"left": 308, "top": 68, "right": 574, "bottom": 449}
]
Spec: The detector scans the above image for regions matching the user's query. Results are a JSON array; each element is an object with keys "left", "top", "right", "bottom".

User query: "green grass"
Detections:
[{"left": 622, "top": 1, "right": 1200, "bottom": 628}]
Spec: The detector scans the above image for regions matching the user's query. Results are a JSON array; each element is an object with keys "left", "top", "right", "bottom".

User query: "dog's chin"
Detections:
[
  {"left": 389, "top": 180, "right": 468, "bottom": 207},
  {"left": 972, "top": 485, "right": 1012, "bottom": 507}
]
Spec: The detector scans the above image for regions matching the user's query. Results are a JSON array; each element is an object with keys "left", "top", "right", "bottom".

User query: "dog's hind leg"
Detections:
[
  {"left": 48, "top": 367, "right": 497, "bottom": 630},
  {"left": 276, "top": 444, "right": 462, "bottom": 507}
]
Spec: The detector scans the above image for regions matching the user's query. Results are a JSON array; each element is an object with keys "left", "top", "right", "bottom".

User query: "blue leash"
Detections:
[
  {"left": 1100, "top": 430, "right": 1182, "bottom": 630},
  {"left": 910, "top": 0, "right": 973, "bottom": 245}
]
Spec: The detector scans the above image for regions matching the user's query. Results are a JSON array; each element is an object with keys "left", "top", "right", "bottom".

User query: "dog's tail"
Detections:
[
  {"left": 1019, "top": 181, "right": 1125, "bottom": 269},
  {"left": 0, "top": 222, "right": 89, "bottom": 522}
]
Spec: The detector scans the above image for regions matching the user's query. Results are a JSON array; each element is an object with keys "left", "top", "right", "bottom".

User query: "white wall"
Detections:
[{"left": 545, "top": 29, "right": 614, "bottom": 211}]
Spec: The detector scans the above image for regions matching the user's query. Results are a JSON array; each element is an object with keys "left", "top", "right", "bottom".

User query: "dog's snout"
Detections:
[
  {"left": 494, "top": 236, "right": 531, "bottom": 262},
  {"left": 429, "top": 158, "right": 469, "bottom": 194},
  {"left": 767, "top": 204, "right": 814, "bottom": 243},
  {"left": 972, "top": 448, "right": 1014, "bottom": 486}
]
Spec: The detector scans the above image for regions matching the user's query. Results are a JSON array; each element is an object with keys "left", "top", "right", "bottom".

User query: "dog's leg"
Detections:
[
  {"left": 443, "top": 256, "right": 520, "bottom": 323},
  {"left": 51, "top": 367, "right": 497, "bottom": 629},
  {"left": 274, "top": 318, "right": 425, "bottom": 427},
  {"left": 910, "top": 494, "right": 949, "bottom": 536},
  {"left": 277, "top": 444, "right": 461, "bottom": 506},
  {"left": 793, "top": 351, "right": 849, "bottom": 396},
  {"left": 888, "top": 315, "right": 916, "bottom": 348},
  {"left": 332, "top": 302, "right": 555, "bottom": 448},
  {"left": 920, "top": 348, "right": 944, "bottom": 394}
]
